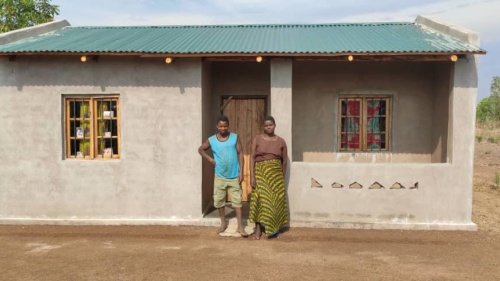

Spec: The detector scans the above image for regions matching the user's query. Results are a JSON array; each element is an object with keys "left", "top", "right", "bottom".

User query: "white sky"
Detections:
[{"left": 53, "top": 0, "right": 500, "bottom": 101}]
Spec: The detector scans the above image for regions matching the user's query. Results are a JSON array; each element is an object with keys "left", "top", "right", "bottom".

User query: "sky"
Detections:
[{"left": 53, "top": 0, "right": 500, "bottom": 102}]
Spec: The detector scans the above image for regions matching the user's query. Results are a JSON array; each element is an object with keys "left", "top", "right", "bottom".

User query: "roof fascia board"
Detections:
[
  {"left": 0, "top": 53, "right": 474, "bottom": 62},
  {"left": 0, "top": 20, "right": 70, "bottom": 46},
  {"left": 0, "top": 51, "right": 481, "bottom": 57},
  {"left": 415, "top": 15, "right": 479, "bottom": 46}
]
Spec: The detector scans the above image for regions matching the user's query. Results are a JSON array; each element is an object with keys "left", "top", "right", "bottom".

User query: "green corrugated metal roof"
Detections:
[{"left": 0, "top": 22, "right": 485, "bottom": 55}]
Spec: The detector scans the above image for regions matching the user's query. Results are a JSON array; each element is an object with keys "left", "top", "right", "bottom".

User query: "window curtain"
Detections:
[
  {"left": 79, "top": 102, "right": 91, "bottom": 156},
  {"left": 97, "top": 101, "right": 109, "bottom": 155},
  {"left": 341, "top": 100, "right": 360, "bottom": 149},
  {"left": 367, "top": 100, "right": 382, "bottom": 149}
]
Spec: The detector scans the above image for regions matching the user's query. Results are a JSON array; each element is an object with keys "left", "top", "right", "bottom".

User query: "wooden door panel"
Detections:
[{"left": 223, "top": 98, "right": 265, "bottom": 201}]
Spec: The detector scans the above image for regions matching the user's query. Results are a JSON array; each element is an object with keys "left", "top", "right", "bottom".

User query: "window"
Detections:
[
  {"left": 338, "top": 96, "right": 391, "bottom": 151},
  {"left": 65, "top": 96, "right": 120, "bottom": 159}
]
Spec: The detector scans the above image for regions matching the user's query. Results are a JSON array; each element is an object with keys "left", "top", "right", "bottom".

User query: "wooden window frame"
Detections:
[
  {"left": 338, "top": 96, "right": 391, "bottom": 152},
  {"left": 65, "top": 96, "right": 121, "bottom": 159}
]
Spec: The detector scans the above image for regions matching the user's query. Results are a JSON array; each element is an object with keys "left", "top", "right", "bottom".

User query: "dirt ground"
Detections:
[{"left": 1, "top": 141, "right": 500, "bottom": 281}]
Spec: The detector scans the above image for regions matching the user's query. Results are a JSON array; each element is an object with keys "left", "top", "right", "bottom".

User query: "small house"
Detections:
[{"left": 0, "top": 16, "right": 484, "bottom": 230}]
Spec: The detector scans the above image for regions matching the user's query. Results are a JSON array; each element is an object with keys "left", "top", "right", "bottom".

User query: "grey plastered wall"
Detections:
[
  {"left": 211, "top": 61, "right": 271, "bottom": 115},
  {"left": 292, "top": 61, "right": 449, "bottom": 163},
  {"left": 431, "top": 63, "right": 452, "bottom": 163},
  {"left": 0, "top": 56, "right": 204, "bottom": 222},
  {"left": 271, "top": 59, "right": 293, "bottom": 159},
  {"left": 201, "top": 61, "right": 214, "bottom": 214}
]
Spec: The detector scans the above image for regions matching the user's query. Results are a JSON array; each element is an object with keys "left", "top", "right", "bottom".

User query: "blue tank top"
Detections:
[{"left": 209, "top": 133, "right": 239, "bottom": 179}]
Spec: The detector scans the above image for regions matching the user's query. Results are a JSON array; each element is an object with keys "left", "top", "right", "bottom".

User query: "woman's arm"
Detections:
[
  {"left": 281, "top": 139, "right": 288, "bottom": 177},
  {"left": 236, "top": 136, "right": 244, "bottom": 184}
]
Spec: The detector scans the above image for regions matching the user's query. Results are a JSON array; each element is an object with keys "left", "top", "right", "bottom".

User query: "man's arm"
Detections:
[
  {"left": 236, "top": 136, "right": 244, "bottom": 184},
  {"left": 198, "top": 139, "right": 215, "bottom": 165}
]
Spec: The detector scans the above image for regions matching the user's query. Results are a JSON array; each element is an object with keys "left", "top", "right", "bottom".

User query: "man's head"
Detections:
[{"left": 216, "top": 115, "right": 230, "bottom": 136}]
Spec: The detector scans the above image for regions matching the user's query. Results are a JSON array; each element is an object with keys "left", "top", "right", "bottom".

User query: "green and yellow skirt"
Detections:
[{"left": 249, "top": 158, "right": 288, "bottom": 236}]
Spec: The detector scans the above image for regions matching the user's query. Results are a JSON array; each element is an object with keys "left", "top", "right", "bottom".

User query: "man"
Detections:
[{"left": 198, "top": 116, "right": 249, "bottom": 237}]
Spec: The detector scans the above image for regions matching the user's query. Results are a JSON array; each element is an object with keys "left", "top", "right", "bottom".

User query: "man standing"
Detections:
[{"left": 198, "top": 116, "right": 249, "bottom": 237}]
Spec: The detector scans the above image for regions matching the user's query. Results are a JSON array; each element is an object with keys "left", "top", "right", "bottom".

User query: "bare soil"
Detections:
[{"left": 1, "top": 141, "right": 500, "bottom": 281}]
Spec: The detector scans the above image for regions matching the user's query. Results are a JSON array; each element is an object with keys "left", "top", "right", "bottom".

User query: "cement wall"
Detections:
[
  {"left": 0, "top": 55, "right": 476, "bottom": 230},
  {"left": 292, "top": 61, "right": 451, "bottom": 163},
  {"left": 286, "top": 59, "right": 476, "bottom": 228},
  {"left": 201, "top": 61, "right": 215, "bottom": 214},
  {"left": 431, "top": 63, "right": 452, "bottom": 163},
  {"left": 211, "top": 61, "right": 271, "bottom": 118},
  {"left": 0, "top": 56, "right": 204, "bottom": 221}
]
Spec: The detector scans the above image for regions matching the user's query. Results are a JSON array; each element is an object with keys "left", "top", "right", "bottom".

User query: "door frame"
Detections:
[
  {"left": 219, "top": 95, "right": 268, "bottom": 114},
  {"left": 220, "top": 95, "right": 268, "bottom": 202}
]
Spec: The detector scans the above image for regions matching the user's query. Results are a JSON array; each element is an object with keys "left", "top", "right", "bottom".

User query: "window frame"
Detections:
[
  {"left": 64, "top": 95, "right": 121, "bottom": 160},
  {"left": 337, "top": 96, "right": 391, "bottom": 152}
]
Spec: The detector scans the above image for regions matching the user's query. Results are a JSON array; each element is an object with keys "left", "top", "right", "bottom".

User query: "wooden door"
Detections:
[{"left": 222, "top": 97, "right": 266, "bottom": 202}]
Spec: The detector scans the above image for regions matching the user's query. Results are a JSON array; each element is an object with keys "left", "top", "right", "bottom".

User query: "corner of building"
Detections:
[
  {"left": 415, "top": 15, "right": 479, "bottom": 45},
  {"left": 0, "top": 19, "right": 70, "bottom": 45}
]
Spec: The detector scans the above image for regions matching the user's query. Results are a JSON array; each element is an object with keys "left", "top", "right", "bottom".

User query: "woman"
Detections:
[{"left": 249, "top": 116, "right": 288, "bottom": 239}]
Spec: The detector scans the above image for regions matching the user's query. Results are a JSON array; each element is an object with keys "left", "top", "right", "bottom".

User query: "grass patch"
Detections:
[
  {"left": 477, "top": 120, "right": 500, "bottom": 130},
  {"left": 487, "top": 136, "right": 500, "bottom": 144},
  {"left": 496, "top": 172, "right": 500, "bottom": 190},
  {"left": 476, "top": 124, "right": 500, "bottom": 144}
]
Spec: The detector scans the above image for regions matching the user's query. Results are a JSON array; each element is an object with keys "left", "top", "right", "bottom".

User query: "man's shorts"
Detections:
[{"left": 213, "top": 175, "right": 242, "bottom": 208}]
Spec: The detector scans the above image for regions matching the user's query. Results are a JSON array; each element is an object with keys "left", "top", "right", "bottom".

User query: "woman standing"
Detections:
[{"left": 249, "top": 116, "right": 288, "bottom": 239}]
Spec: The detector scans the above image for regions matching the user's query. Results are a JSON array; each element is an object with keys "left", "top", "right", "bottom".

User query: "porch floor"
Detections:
[{"left": 204, "top": 202, "right": 254, "bottom": 237}]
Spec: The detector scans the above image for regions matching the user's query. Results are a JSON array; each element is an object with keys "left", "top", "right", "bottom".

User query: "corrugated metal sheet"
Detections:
[{"left": 0, "top": 22, "right": 485, "bottom": 55}]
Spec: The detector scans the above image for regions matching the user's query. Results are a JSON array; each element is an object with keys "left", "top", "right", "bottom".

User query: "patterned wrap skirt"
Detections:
[{"left": 249, "top": 158, "right": 288, "bottom": 235}]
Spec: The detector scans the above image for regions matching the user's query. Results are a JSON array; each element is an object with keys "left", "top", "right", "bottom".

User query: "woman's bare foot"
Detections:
[
  {"left": 252, "top": 223, "right": 262, "bottom": 240},
  {"left": 252, "top": 231, "right": 261, "bottom": 240}
]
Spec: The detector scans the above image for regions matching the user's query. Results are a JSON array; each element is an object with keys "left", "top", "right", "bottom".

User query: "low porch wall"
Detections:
[{"left": 287, "top": 162, "right": 475, "bottom": 230}]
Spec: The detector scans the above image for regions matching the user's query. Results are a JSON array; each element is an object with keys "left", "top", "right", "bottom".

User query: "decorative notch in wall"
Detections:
[
  {"left": 349, "top": 182, "right": 363, "bottom": 189},
  {"left": 369, "top": 182, "right": 384, "bottom": 189},
  {"left": 311, "top": 178, "right": 323, "bottom": 188},
  {"left": 390, "top": 182, "right": 405, "bottom": 189},
  {"left": 410, "top": 182, "right": 419, "bottom": 189},
  {"left": 331, "top": 182, "right": 344, "bottom": 188}
]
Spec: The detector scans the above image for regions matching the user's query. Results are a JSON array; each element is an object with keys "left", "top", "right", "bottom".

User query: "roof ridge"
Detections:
[{"left": 67, "top": 22, "right": 414, "bottom": 29}]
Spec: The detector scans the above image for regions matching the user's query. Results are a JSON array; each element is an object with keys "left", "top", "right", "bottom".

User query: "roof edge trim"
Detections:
[
  {"left": 0, "top": 20, "right": 70, "bottom": 46},
  {"left": 0, "top": 51, "right": 485, "bottom": 57}
]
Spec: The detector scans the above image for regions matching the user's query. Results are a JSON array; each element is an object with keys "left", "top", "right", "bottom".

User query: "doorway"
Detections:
[{"left": 221, "top": 96, "right": 267, "bottom": 201}]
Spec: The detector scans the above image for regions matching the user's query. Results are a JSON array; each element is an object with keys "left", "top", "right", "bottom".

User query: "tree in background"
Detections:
[
  {"left": 0, "top": 0, "right": 59, "bottom": 33},
  {"left": 491, "top": 76, "right": 500, "bottom": 98},
  {"left": 477, "top": 76, "right": 500, "bottom": 124}
]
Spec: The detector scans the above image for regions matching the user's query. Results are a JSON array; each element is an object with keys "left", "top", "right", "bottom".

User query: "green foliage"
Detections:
[
  {"left": 0, "top": 0, "right": 59, "bottom": 33},
  {"left": 477, "top": 76, "right": 500, "bottom": 125},
  {"left": 491, "top": 76, "right": 500, "bottom": 98},
  {"left": 476, "top": 135, "right": 483, "bottom": 142},
  {"left": 487, "top": 136, "right": 500, "bottom": 144},
  {"left": 477, "top": 97, "right": 496, "bottom": 123}
]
